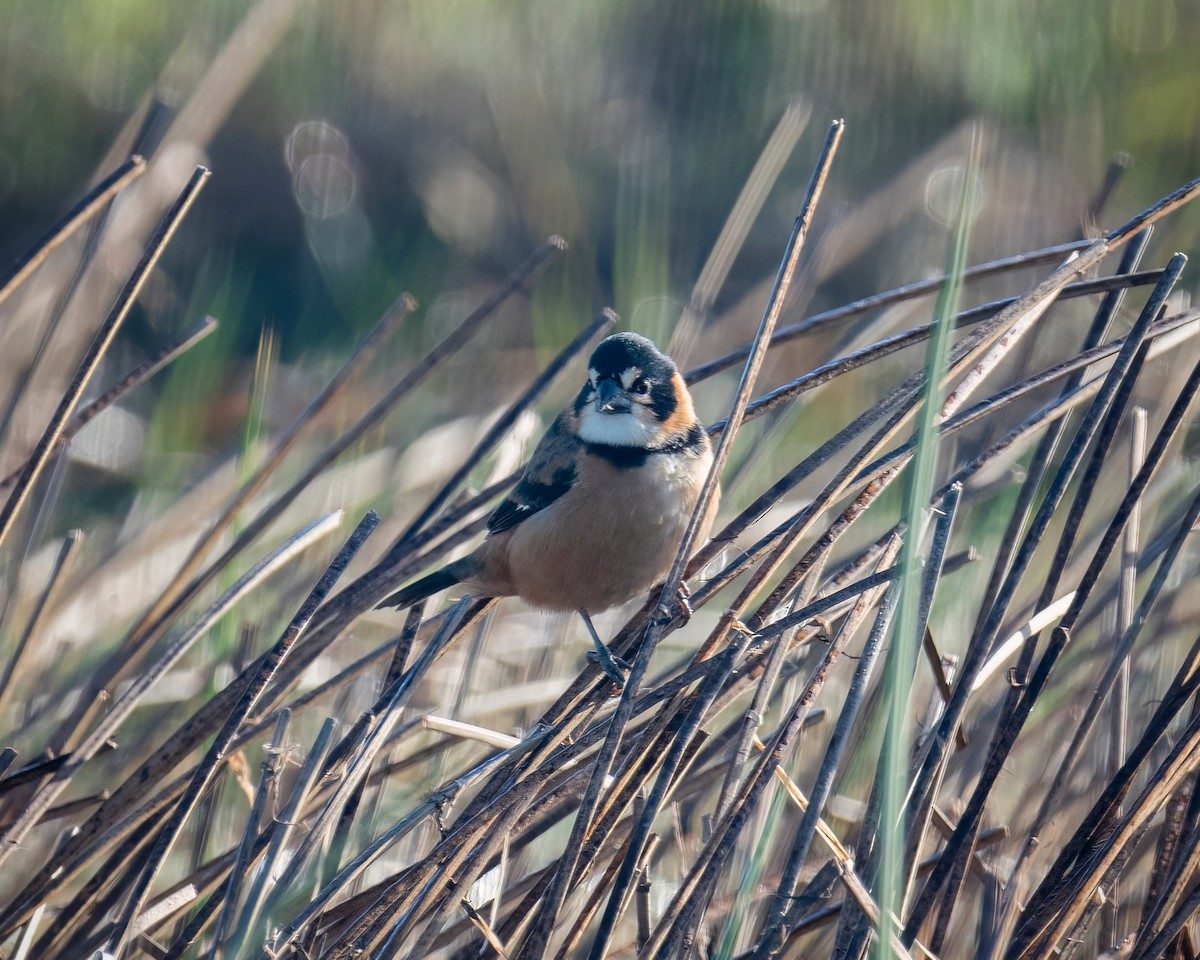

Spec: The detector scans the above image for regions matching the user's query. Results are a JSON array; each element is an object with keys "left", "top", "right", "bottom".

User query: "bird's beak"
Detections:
[{"left": 595, "top": 378, "right": 630, "bottom": 413}]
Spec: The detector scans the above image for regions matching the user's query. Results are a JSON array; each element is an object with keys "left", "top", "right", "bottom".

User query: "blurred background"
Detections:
[{"left": 3, "top": 0, "right": 1197, "bottom": 369}]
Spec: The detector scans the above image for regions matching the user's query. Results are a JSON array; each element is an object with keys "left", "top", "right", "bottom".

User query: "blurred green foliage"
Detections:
[{"left": 1, "top": 0, "right": 1196, "bottom": 363}]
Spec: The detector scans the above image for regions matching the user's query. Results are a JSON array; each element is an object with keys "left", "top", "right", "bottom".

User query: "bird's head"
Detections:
[{"left": 575, "top": 333, "right": 697, "bottom": 448}]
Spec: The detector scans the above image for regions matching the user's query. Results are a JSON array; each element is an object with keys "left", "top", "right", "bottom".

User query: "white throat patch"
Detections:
[{"left": 578, "top": 408, "right": 657, "bottom": 447}]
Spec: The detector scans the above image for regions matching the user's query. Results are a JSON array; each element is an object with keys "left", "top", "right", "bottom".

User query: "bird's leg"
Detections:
[{"left": 580, "top": 610, "right": 629, "bottom": 686}]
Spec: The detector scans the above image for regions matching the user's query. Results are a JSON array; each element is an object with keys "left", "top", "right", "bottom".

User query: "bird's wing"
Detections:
[{"left": 487, "top": 411, "right": 581, "bottom": 534}]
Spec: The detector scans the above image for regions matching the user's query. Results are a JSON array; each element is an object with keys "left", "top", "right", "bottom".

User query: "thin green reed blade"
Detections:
[{"left": 876, "top": 132, "right": 980, "bottom": 956}]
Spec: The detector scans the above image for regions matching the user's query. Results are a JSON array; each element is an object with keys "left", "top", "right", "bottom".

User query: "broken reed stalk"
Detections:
[
  {"left": 104, "top": 511, "right": 379, "bottom": 955},
  {"left": 897, "top": 271, "right": 1188, "bottom": 857},
  {"left": 56, "top": 292, "right": 415, "bottom": 747},
  {"left": 223, "top": 716, "right": 337, "bottom": 959},
  {"left": 269, "top": 726, "right": 541, "bottom": 953},
  {"left": 1007, "top": 473, "right": 1200, "bottom": 948},
  {"left": 707, "top": 266, "right": 1165, "bottom": 436},
  {"left": 1012, "top": 475, "right": 1200, "bottom": 911},
  {"left": 0, "top": 156, "right": 145, "bottom": 313},
  {"left": 969, "top": 229, "right": 1152, "bottom": 627},
  {"left": 691, "top": 243, "right": 1085, "bottom": 621},
  {"left": 670, "top": 98, "right": 812, "bottom": 366},
  {"left": 937, "top": 339, "right": 1159, "bottom": 951},
  {"left": 0, "top": 316, "right": 219, "bottom": 494},
  {"left": 740, "top": 536, "right": 905, "bottom": 959},
  {"left": 1020, "top": 691, "right": 1200, "bottom": 960},
  {"left": 685, "top": 238, "right": 1097, "bottom": 384},
  {"left": 122, "top": 294, "right": 415, "bottom": 650},
  {"left": 0, "top": 529, "right": 81, "bottom": 712},
  {"left": 262, "top": 599, "right": 474, "bottom": 924},
  {"left": 0, "top": 512, "right": 343, "bottom": 865},
  {"left": 126, "top": 598, "right": 481, "bottom": 956},
  {"left": 209, "top": 707, "right": 291, "bottom": 954},
  {"left": 902, "top": 254, "right": 1188, "bottom": 944},
  {"left": 0, "top": 164, "right": 209, "bottom": 556}
]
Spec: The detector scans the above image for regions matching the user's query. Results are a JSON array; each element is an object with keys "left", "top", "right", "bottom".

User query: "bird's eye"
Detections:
[{"left": 632, "top": 377, "right": 650, "bottom": 395}]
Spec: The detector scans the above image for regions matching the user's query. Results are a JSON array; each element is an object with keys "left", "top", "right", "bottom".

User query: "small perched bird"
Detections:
[{"left": 379, "top": 332, "right": 719, "bottom": 681}]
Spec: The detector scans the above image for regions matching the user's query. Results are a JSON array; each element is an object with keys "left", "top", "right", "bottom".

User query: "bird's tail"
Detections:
[{"left": 377, "top": 568, "right": 461, "bottom": 610}]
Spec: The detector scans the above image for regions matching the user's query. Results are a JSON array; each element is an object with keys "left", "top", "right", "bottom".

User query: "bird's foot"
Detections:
[
  {"left": 676, "top": 582, "right": 694, "bottom": 621},
  {"left": 586, "top": 644, "right": 630, "bottom": 687},
  {"left": 579, "top": 610, "right": 629, "bottom": 687}
]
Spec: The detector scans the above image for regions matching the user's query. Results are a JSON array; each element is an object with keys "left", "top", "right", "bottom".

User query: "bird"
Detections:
[{"left": 379, "top": 331, "right": 719, "bottom": 683}]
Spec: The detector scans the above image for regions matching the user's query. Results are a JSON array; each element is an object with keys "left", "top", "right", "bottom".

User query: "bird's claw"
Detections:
[
  {"left": 586, "top": 647, "right": 630, "bottom": 687},
  {"left": 653, "top": 583, "right": 693, "bottom": 627},
  {"left": 676, "top": 583, "right": 694, "bottom": 621}
]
